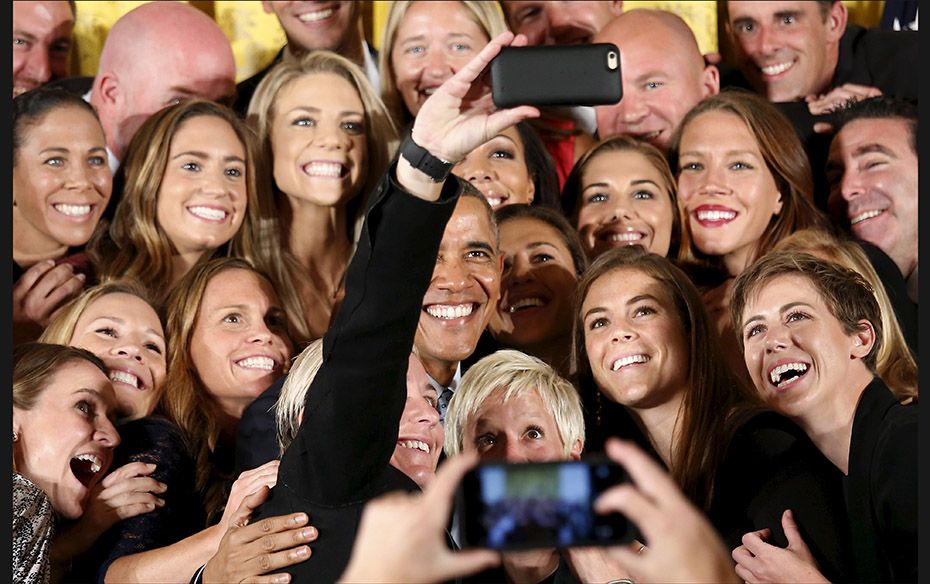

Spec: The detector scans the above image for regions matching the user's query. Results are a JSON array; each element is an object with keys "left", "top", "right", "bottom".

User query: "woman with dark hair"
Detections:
[
  {"left": 452, "top": 121, "right": 560, "bottom": 210},
  {"left": 489, "top": 204, "right": 587, "bottom": 377},
  {"left": 13, "top": 88, "right": 112, "bottom": 343},
  {"left": 562, "top": 136, "right": 682, "bottom": 260},
  {"left": 573, "top": 246, "right": 854, "bottom": 582}
]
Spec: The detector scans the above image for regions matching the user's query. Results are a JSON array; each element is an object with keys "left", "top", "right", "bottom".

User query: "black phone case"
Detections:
[{"left": 491, "top": 43, "right": 622, "bottom": 108}]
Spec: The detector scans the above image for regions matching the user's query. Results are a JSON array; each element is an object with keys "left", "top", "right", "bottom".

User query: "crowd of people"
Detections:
[{"left": 12, "top": 1, "right": 918, "bottom": 583}]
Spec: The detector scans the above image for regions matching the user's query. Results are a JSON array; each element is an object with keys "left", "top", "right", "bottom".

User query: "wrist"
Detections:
[{"left": 399, "top": 134, "right": 454, "bottom": 183}]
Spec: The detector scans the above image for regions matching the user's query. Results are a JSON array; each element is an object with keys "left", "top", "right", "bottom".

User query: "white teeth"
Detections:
[
  {"left": 74, "top": 453, "right": 102, "bottom": 474},
  {"left": 851, "top": 209, "right": 883, "bottom": 225},
  {"left": 303, "top": 161, "right": 345, "bottom": 178},
  {"left": 237, "top": 356, "right": 275, "bottom": 370},
  {"left": 696, "top": 209, "right": 737, "bottom": 222},
  {"left": 507, "top": 297, "right": 544, "bottom": 313},
  {"left": 769, "top": 362, "right": 809, "bottom": 387},
  {"left": 486, "top": 197, "right": 503, "bottom": 207},
  {"left": 426, "top": 304, "right": 475, "bottom": 319},
  {"left": 400, "top": 440, "right": 430, "bottom": 454},
  {"left": 109, "top": 370, "right": 140, "bottom": 389},
  {"left": 298, "top": 7, "right": 334, "bottom": 22},
  {"left": 761, "top": 62, "right": 792, "bottom": 76},
  {"left": 188, "top": 206, "right": 227, "bottom": 221},
  {"left": 422, "top": 87, "right": 436, "bottom": 96},
  {"left": 612, "top": 354, "right": 649, "bottom": 371},
  {"left": 54, "top": 203, "right": 92, "bottom": 217},
  {"left": 608, "top": 232, "right": 644, "bottom": 243}
]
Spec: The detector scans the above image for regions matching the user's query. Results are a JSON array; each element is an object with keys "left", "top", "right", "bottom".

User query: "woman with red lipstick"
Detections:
[
  {"left": 13, "top": 342, "right": 121, "bottom": 584},
  {"left": 667, "top": 90, "right": 829, "bottom": 381},
  {"left": 88, "top": 100, "right": 310, "bottom": 344},
  {"left": 563, "top": 135, "right": 683, "bottom": 260},
  {"left": 13, "top": 89, "right": 113, "bottom": 344},
  {"left": 488, "top": 205, "right": 588, "bottom": 377},
  {"left": 573, "top": 246, "right": 855, "bottom": 582},
  {"left": 248, "top": 50, "right": 397, "bottom": 340}
]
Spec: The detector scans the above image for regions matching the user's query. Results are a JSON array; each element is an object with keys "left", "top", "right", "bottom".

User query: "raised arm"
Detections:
[{"left": 280, "top": 32, "right": 539, "bottom": 504}]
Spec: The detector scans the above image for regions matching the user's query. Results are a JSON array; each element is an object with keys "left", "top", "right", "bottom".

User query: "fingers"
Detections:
[
  {"left": 232, "top": 515, "right": 316, "bottom": 576},
  {"left": 17, "top": 262, "right": 85, "bottom": 325},
  {"left": 101, "top": 462, "right": 157, "bottom": 488},
  {"left": 734, "top": 561, "right": 758, "bottom": 584},
  {"left": 12, "top": 260, "right": 56, "bottom": 303},
  {"left": 436, "top": 549, "right": 501, "bottom": 582},
  {"left": 485, "top": 105, "right": 541, "bottom": 138},
  {"left": 603, "top": 438, "right": 681, "bottom": 503},
  {"left": 420, "top": 451, "right": 480, "bottom": 523},
  {"left": 231, "top": 485, "right": 274, "bottom": 527},
  {"left": 781, "top": 509, "right": 808, "bottom": 551},
  {"left": 450, "top": 31, "right": 516, "bottom": 90},
  {"left": 740, "top": 529, "right": 773, "bottom": 556}
]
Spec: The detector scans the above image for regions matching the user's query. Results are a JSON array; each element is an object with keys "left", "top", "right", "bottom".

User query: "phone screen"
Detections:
[{"left": 458, "top": 457, "right": 637, "bottom": 550}]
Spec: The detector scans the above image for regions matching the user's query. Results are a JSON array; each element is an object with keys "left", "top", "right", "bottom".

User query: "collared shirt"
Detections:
[{"left": 426, "top": 362, "right": 461, "bottom": 425}]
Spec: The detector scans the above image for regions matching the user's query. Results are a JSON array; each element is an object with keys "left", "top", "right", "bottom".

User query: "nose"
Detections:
[
  {"left": 764, "top": 322, "right": 790, "bottom": 353},
  {"left": 411, "top": 396, "right": 440, "bottom": 426},
  {"left": 611, "top": 322, "right": 637, "bottom": 344},
  {"left": 112, "top": 341, "right": 144, "bottom": 363},
  {"left": 96, "top": 417, "right": 121, "bottom": 449},
  {"left": 617, "top": 91, "right": 649, "bottom": 127},
  {"left": 608, "top": 200, "right": 637, "bottom": 223},
  {"left": 503, "top": 436, "right": 531, "bottom": 463},
  {"left": 248, "top": 320, "right": 276, "bottom": 345},
  {"left": 26, "top": 50, "right": 52, "bottom": 85},
  {"left": 423, "top": 49, "right": 453, "bottom": 82},
  {"left": 507, "top": 255, "right": 534, "bottom": 284},
  {"left": 758, "top": 25, "right": 782, "bottom": 56},
  {"left": 433, "top": 257, "right": 470, "bottom": 293},
  {"left": 315, "top": 120, "right": 350, "bottom": 151},
  {"left": 695, "top": 163, "right": 730, "bottom": 196},
  {"left": 839, "top": 169, "right": 863, "bottom": 202}
]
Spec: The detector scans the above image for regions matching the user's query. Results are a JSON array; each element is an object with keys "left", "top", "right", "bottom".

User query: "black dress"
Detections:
[
  {"left": 65, "top": 416, "right": 204, "bottom": 583},
  {"left": 249, "top": 164, "right": 461, "bottom": 583}
]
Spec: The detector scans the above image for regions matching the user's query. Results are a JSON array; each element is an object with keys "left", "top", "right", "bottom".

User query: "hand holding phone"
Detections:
[
  {"left": 457, "top": 456, "right": 638, "bottom": 551},
  {"left": 490, "top": 43, "right": 622, "bottom": 108}
]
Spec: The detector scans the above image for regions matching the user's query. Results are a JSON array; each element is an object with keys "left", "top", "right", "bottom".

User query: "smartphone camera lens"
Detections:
[{"left": 607, "top": 51, "right": 618, "bottom": 70}]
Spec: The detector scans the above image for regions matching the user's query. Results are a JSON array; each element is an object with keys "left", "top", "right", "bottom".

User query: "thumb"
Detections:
[
  {"left": 231, "top": 484, "right": 271, "bottom": 528},
  {"left": 781, "top": 509, "right": 809, "bottom": 551}
]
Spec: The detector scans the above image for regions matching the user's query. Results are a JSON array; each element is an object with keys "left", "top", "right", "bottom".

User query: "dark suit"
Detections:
[
  {"left": 844, "top": 377, "right": 917, "bottom": 582},
  {"left": 249, "top": 163, "right": 461, "bottom": 583}
]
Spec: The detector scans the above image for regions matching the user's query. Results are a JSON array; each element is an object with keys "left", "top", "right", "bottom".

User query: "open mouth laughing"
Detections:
[
  {"left": 187, "top": 205, "right": 229, "bottom": 222},
  {"left": 235, "top": 356, "right": 278, "bottom": 371},
  {"left": 767, "top": 361, "right": 810, "bottom": 390},
  {"left": 692, "top": 205, "right": 738, "bottom": 227},
  {"left": 303, "top": 161, "right": 348, "bottom": 179},
  {"left": 612, "top": 354, "right": 649, "bottom": 371},
  {"left": 109, "top": 369, "right": 145, "bottom": 392}
]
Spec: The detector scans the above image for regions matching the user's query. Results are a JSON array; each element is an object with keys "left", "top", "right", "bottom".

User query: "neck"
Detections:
[
  {"left": 723, "top": 244, "right": 756, "bottom": 277},
  {"left": 503, "top": 549, "right": 560, "bottom": 584},
  {"left": 628, "top": 390, "right": 686, "bottom": 469},
  {"left": 287, "top": 199, "right": 352, "bottom": 291},
  {"left": 421, "top": 356, "right": 458, "bottom": 388},
  {"left": 171, "top": 251, "right": 205, "bottom": 287},
  {"left": 286, "top": 28, "right": 365, "bottom": 68},
  {"left": 793, "top": 373, "right": 873, "bottom": 475},
  {"left": 212, "top": 397, "right": 248, "bottom": 445}
]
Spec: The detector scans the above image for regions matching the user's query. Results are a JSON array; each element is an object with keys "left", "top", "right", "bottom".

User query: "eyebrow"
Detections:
[
  {"left": 633, "top": 71, "right": 670, "bottom": 84},
  {"left": 678, "top": 149, "right": 760, "bottom": 159},
  {"left": 171, "top": 150, "right": 246, "bottom": 164},
  {"left": 851, "top": 143, "right": 896, "bottom": 158},
  {"left": 401, "top": 32, "right": 476, "bottom": 44},
  {"left": 73, "top": 388, "right": 105, "bottom": 399},
  {"left": 39, "top": 146, "right": 107, "bottom": 155},
  {"left": 13, "top": 30, "right": 38, "bottom": 41},
  {"left": 88, "top": 316, "right": 164, "bottom": 340},
  {"left": 524, "top": 241, "right": 560, "bottom": 251},
  {"left": 583, "top": 293, "right": 659, "bottom": 320},
  {"left": 742, "top": 301, "right": 815, "bottom": 327},
  {"left": 286, "top": 105, "right": 364, "bottom": 117},
  {"left": 467, "top": 240, "right": 496, "bottom": 253}
]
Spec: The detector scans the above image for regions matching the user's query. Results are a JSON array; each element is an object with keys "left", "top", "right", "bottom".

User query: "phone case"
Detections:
[{"left": 491, "top": 43, "right": 622, "bottom": 108}]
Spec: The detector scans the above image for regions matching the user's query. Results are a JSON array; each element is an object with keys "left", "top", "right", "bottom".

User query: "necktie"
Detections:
[{"left": 437, "top": 387, "right": 454, "bottom": 424}]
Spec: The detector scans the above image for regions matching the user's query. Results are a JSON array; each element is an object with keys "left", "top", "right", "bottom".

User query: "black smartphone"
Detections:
[
  {"left": 490, "top": 43, "right": 622, "bottom": 108},
  {"left": 456, "top": 456, "right": 638, "bottom": 551}
]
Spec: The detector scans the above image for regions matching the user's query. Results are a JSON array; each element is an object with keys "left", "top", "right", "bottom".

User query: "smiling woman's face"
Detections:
[
  {"left": 452, "top": 126, "right": 536, "bottom": 210},
  {"left": 189, "top": 268, "right": 293, "bottom": 420},
  {"left": 69, "top": 292, "right": 167, "bottom": 422}
]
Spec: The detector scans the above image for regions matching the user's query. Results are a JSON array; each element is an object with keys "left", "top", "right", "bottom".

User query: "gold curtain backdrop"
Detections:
[{"left": 72, "top": 1, "right": 888, "bottom": 82}]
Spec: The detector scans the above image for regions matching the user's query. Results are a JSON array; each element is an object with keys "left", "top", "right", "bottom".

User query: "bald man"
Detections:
[
  {"left": 593, "top": 9, "right": 719, "bottom": 152},
  {"left": 12, "top": 0, "right": 75, "bottom": 97},
  {"left": 52, "top": 2, "right": 236, "bottom": 171}
]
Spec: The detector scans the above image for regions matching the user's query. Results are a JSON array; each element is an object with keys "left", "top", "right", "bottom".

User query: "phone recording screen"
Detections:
[{"left": 459, "top": 458, "right": 635, "bottom": 550}]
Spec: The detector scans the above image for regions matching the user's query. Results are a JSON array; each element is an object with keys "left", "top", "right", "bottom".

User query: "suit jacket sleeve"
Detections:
[{"left": 278, "top": 162, "right": 461, "bottom": 506}]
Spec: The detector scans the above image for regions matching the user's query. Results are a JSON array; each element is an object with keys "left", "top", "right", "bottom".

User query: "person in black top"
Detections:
[
  {"left": 202, "top": 31, "right": 541, "bottom": 584},
  {"left": 731, "top": 250, "right": 917, "bottom": 583}
]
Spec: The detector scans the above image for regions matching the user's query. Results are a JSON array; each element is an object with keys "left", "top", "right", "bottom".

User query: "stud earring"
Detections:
[{"left": 13, "top": 431, "right": 18, "bottom": 442}]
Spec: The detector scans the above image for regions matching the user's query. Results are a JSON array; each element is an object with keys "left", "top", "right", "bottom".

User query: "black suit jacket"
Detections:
[
  {"left": 844, "top": 377, "right": 918, "bottom": 582},
  {"left": 250, "top": 164, "right": 461, "bottom": 583}
]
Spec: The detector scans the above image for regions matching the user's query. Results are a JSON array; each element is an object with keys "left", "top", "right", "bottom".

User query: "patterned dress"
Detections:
[{"left": 12, "top": 472, "right": 55, "bottom": 584}]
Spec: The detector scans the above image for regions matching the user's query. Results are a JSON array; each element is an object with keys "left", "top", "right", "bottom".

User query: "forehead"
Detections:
[
  {"left": 201, "top": 268, "right": 278, "bottom": 308},
  {"left": 13, "top": 1, "right": 74, "bottom": 31},
  {"left": 276, "top": 72, "right": 363, "bottom": 111},
  {"left": 727, "top": 1, "right": 823, "bottom": 22},
  {"left": 44, "top": 360, "right": 116, "bottom": 404},
  {"left": 442, "top": 197, "right": 496, "bottom": 246},
  {"left": 501, "top": 217, "right": 566, "bottom": 249},
  {"left": 745, "top": 273, "right": 823, "bottom": 314},
  {"left": 397, "top": 1, "right": 486, "bottom": 39},
  {"left": 79, "top": 292, "right": 161, "bottom": 328},
  {"left": 585, "top": 267, "right": 667, "bottom": 305},
  {"left": 830, "top": 118, "right": 916, "bottom": 161},
  {"left": 20, "top": 106, "right": 104, "bottom": 146},
  {"left": 583, "top": 149, "right": 667, "bottom": 184},
  {"left": 681, "top": 110, "right": 758, "bottom": 151},
  {"left": 474, "top": 387, "right": 556, "bottom": 424},
  {"left": 170, "top": 115, "right": 244, "bottom": 151}
]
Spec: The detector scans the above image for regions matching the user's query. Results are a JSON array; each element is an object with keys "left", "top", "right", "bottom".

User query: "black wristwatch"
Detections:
[{"left": 399, "top": 135, "right": 454, "bottom": 182}]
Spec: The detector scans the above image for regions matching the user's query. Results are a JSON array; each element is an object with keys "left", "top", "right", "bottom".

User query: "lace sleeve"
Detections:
[{"left": 13, "top": 472, "right": 54, "bottom": 584}]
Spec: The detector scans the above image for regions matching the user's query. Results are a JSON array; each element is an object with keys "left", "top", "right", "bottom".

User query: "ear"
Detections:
[
  {"left": 608, "top": 1, "right": 623, "bottom": 17},
  {"left": 261, "top": 1, "right": 274, "bottom": 14},
  {"left": 850, "top": 319, "right": 876, "bottom": 360},
  {"left": 525, "top": 176, "right": 536, "bottom": 205},
  {"left": 825, "top": 1, "right": 848, "bottom": 44},
  {"left": 773, "top": 191, "right": 784, "bottom": 216},
  {"left": 701, "top": 65, "right": 720, "bottom": 98},
  {"left": 95, "top": 72, "right": 122, "bottom": 109},
  {"left": 568, "top": 438, "right": 583, "bottom": 461}
]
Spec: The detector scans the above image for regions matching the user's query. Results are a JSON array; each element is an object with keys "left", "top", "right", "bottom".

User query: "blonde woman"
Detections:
[{"left": 247, "top": 51, "right": 398, "bottom": 339}]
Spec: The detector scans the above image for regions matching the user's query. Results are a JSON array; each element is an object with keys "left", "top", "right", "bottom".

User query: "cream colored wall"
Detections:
[{"left": 73, "top": 1, "right": 889, "bottom": 80}]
